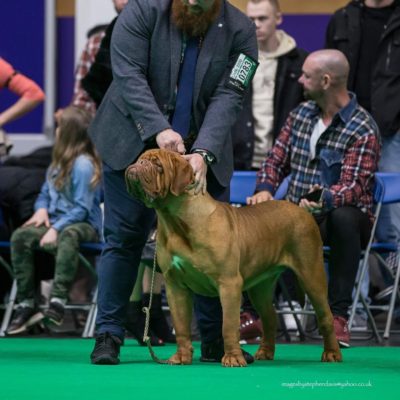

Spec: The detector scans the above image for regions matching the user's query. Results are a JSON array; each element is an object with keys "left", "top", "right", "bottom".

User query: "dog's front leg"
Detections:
[
  {"left": 164, "top": 280, "right": 194, "bottom": 365},
  {"left": 219, "top": 279, "right": 247, "bottom": 367}
]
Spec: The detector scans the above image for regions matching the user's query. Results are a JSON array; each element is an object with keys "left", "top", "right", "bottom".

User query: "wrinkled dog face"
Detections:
[{"left": 125, "top": 149, "right": 194, "bottom": 207}]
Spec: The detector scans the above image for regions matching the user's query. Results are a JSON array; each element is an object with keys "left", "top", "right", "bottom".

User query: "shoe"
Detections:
[
  {"left": 125, "top": 301, "right": 164, "bottom": 346},
  {"left": 143, "top": 293, "right": 176, "bottom": 343},
  {"left": 333, "top": 315, "right": 350, "bottom": 348},
  {"left": 281, "top": 301, "right": 302, "bottom": 331},
  {"left": 240, "top": 311, "right": 263, "bottom": 340},
  {"left": 200, "top": 338, "right": 254, "bottom": 364},
  {"left": 6, "top": 306, "right": 43, "bottom": 335},
  {"left": 351, "top": 313, "right": 368, "bottom": 332},
  {"left": 90, "top": 332, "right": 122, "bottom": 365},
  {"left": 43, "top": 301, "right": 65, "bottom": 326}
]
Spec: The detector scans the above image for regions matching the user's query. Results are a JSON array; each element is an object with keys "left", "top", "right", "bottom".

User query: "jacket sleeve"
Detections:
[
  {"left": 255, "top": 114, "right": 293, "bottom": 194},
  {"left": 34, "top": 178, "right": 50, "bottom": 211},
  {"left": 109, "top": 1, "right": 170, "bottom": 142},
  {"left": 51, "top": 158, "right": 97, "bottom": 232},
  {"left": 192, "top": 22, "right": 258, "bottom": 163}
]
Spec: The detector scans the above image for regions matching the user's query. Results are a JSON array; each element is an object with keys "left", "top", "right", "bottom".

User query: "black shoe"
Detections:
[
  {"left": 200, "top": 338, "right": 254, "bottom": 364},
  {"left": 6, "top": 306, "right": 43, "bottom": 335},
  {"left": 43, "top": 302, "right": 65, "bottom": 326},
  {"left": 125, "top": 301, "right": 164, "bottom": 346},
  {"left": 90, "top": 332, "right": 122, "bottom": 365}
]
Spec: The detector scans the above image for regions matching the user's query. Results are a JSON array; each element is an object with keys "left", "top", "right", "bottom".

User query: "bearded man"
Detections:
[{"left": 89, "top": 0, "right": 258, "bottom": 365}]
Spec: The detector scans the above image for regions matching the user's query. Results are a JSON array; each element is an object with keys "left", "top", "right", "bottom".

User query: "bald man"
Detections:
[{"left": 247, "top": 49, "right": 380, "bottom": 348}]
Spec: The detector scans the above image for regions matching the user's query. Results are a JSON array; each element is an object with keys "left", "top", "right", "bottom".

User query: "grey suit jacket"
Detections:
[{"left": 89, "top": 0, "right": 257, "bottom": 186}]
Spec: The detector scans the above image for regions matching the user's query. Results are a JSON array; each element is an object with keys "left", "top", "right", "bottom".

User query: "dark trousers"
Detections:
[
  {"left": 96, "top": 162, "right": 227, "bottom": 340},
  {"left": 316, "top": 206, "right": 372, "bottom": 318}
]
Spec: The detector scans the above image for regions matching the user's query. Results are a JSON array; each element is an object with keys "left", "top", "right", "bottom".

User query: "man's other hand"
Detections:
[
  {"left": 156, "top": 129, "right": 186, "bottom": 154},
  {"left": 246, "top": 190, "right": 274, "bottom": 205}
]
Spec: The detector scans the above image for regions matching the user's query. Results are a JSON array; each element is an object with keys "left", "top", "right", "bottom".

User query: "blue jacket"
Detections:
[{"left": 34, "top": 154, "right": 102, "bottom": 235}]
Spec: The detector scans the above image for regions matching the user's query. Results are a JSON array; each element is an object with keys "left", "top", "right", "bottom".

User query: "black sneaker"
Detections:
[
  {"left": 200, "top": 338, "right": 254, "bottom": 364},
  {"left": 90, "top": 332, "right": 122, "bottom": 365},
  {"left": 6, "top": 306, "right": 43, "bottom": 335},
  {"left": 43, "top": 302, "right": 65, "bottom": 326}
]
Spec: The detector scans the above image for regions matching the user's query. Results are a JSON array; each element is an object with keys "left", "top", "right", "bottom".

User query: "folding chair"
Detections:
[
  {"left": 349, "top": 172, "right": 400, "bottom": 340},
  {"left": 0, "top": 242, "right": 17, "bottom": 337},
  {"left": 229, "top": 171, "right": 290, "bottom": 203},
  {"left": 0, "top": 240, "right": 102, "bottom": 338},
  {"left": 229, "top": 172, "right": 309, "bottom": 340}
]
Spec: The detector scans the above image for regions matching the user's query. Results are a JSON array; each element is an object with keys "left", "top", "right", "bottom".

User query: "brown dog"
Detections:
[{"left": 125, "top": 149, "right": 342, "bottom": 367}]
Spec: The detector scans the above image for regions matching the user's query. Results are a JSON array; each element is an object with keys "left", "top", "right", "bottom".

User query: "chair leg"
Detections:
[
  {"left": 0, "top": 279, "right": 17, "bottom": 337},
  {"left": 279, "top": 281, "right": 306, "bottom": 340},
  {"left": 383, "top": 255, "right": 400, "bottom": 339},
  {"left": 359, "top": 293, "right": 382, "bottom": 343},
  {"left": 82, "top": 285, "right": 98, "bottom": 338},
  {"left": 349, "top": 256, "right": 368, "bottom": 329}
]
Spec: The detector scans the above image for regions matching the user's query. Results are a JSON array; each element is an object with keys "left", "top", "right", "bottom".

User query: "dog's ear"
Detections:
[
  {"left": 125, "top": 169, "right": 146, "bottom": 201},
  {"left": 170, "top": 156, "right": 194, "bottom": 196}
]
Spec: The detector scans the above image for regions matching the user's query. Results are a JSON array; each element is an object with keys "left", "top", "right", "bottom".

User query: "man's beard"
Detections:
[{"left": 171, "top": 0, "right": 222, "bottom": 37}]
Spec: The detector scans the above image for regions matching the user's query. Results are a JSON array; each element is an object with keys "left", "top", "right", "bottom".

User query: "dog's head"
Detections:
[{"left": 125, "top": 149, "right": 195, "bottom": 207}]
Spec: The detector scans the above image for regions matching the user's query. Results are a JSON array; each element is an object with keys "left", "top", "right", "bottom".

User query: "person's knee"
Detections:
[
  {"left": 10, "top": 226, "right": 31, "bottom": 246},
  {"left": 329, "top": 207, "right": 360, "bottom": 235},
  {"left": 58, "top": 226, "right": 80, "bottom": 243},
  {"left": 104, "top": 228, "right": 148, "bottom": 250}
]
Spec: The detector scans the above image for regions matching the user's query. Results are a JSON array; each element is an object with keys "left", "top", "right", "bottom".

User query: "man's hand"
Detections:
[
  {"left": 246, "top": 190, "right": 274, "bottom": 205},
  {"left": 23, "top": 208, "right": 50, "bottom": 228},
  {"left": 299, "top": 184, "right": 323, "bottom": 213},
  {"left": 156, "top": 129, "right": 186, "bottom": 154},
  {"left": 183, "top": 153, "right": 207, "bottom": 195},
  {"left": 40, "top": 227, "right": 58, "bottom": 248}
]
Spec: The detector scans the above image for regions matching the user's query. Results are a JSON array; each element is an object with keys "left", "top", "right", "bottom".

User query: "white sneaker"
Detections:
[
  {"left": 280, "top": 301, "right": 302, "bottom": 330},
  {"left": 351, "top": 314, "right": 368, "bottom": 332}
]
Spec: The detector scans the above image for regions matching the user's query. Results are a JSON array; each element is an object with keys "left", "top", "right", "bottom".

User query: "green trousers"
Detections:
[{"left": 11, "top": 223, "right": 98, "bottom": 303}]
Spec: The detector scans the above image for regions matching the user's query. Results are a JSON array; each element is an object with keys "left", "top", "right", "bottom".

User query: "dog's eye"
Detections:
[{"left": 153, "top": 159, "right": 163, "bottom": 173}]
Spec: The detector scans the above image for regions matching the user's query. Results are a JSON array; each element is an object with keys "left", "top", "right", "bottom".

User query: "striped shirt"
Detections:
[{"left": 255, "top": 93, "right": 380, "bottom": 219}]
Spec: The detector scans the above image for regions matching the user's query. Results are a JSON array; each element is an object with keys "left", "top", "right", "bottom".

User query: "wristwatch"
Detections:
[{"left": 192, "top": 149, "right": 215, "bottom": 165}]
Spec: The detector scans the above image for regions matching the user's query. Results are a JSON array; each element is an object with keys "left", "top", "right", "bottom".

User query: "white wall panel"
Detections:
[{"left": 75, "top": 0, "right": 117, "bottom": 63}]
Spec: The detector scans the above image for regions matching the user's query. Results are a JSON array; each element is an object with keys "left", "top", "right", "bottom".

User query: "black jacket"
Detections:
[
  {"left": 325, "top": 0, "right": 400, "bottom": 136},
  {"left": 232, "top": 47, "right": 307, "bottom": 170},
  {"left": 81, "top": 17, "right": 117, "bottom": 107}
]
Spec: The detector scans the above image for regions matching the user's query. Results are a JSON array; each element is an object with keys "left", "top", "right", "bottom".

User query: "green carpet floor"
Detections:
[{"left": 0, "top": 339, "right": 399, "bottom": 400}]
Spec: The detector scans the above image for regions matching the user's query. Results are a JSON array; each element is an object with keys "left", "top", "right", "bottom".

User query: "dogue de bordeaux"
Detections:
[{"left": 125, "top": 149, "right": 342, "bottom": 367}]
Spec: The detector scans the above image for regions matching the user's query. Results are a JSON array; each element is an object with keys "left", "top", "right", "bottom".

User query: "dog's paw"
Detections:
[
  {"left": 221, "top": 353, "right": 247, "bottom": 367},
  {"left": 321, "top": 350, "right": 342, "bottom": 362},
  {"left": 255, "top": 347, "right": 275, "bottom": 360},
  {"left": 168, "top": 350, "right": 193, "bottom": 365}
]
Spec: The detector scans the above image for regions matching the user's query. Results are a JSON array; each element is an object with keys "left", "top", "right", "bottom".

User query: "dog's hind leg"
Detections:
[
  {"left": 247, "top": 275, "right": 280, "bottom": 361},
  {"left": 164, "top": 281, "right": 194, "bottom": 365},
  {"left": 292, "top": 259, "right": 342, "bottom": 362}
]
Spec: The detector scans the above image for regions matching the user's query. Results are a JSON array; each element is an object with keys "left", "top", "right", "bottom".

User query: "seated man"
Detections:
[{"left": 247, "top": 49, "right": 380, "bottom": 348}]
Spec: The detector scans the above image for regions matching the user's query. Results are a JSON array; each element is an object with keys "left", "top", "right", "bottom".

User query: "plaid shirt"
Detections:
[
  {"left": 72, "top": 30, "right": 105, "bottom": 115},
  {"left": 256, "top": 94, "right": 380, "bottom": 219}
]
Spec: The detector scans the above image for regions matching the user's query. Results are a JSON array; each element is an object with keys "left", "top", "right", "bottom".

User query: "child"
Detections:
[{"left": 6, "top": 106, "right": 102, "bottom": 335}]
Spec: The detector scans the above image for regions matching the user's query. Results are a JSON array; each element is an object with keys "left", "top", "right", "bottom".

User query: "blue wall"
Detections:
[
  {"left": 0, "top": 0, "right": 45, "bottom": 133},
  {"left": 282, "top": 15, "right": 330, "bottom": 53},
  {"left": 0, "top": 5, "right": 331, "bottom": 134}
]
